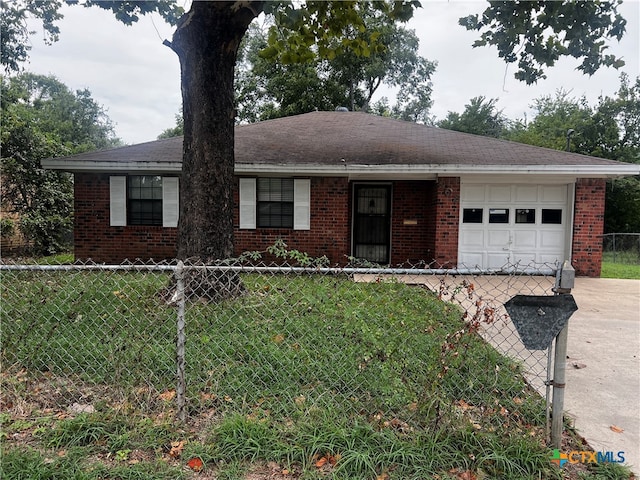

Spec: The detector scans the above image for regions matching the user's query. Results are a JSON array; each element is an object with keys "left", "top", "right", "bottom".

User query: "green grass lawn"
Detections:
[
  {"left": 1, "top": 270, "right": 632, "bottom": 479},
  {"left": 601, "top": 261, "right": 640, "bottom": 279}
]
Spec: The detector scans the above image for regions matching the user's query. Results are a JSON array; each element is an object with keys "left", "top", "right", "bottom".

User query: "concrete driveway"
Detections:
[{"left": 565, "top": 278, "right": 640, "bottom": 473}]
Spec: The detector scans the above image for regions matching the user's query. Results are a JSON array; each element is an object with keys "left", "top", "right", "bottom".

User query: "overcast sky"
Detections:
[{"left": 24, "top": 0, "right": 639, "bottom": 145}]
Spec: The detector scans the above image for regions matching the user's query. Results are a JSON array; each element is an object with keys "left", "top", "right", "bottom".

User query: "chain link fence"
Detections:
[
  {"left": 1, "top": 257, "right": 560, "bottom": 442},
  {"left": 602, "top": 233, "right": 640, "bottom": 265}
]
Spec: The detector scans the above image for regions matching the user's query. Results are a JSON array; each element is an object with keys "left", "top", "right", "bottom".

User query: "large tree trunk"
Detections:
[{"left": 171, "top": 1, "right": 263, "bottom": 261}]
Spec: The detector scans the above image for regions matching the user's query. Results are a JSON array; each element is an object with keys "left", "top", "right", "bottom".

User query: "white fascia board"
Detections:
[
  {"left": 234, "top": 163, "right": 350, "bottom": 177},
  {"left": 41, "top": 159, "right": 182, "bottom": 173},
  {"left": 236, "top": 163, "right": 640, "bottom": 178},
  {"left": 43, "top": 159, "right": 640, "bottom": 179}
]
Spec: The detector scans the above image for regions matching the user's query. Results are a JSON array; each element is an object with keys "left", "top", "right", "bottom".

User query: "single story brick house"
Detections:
[{"left": 42, "top": 111, "right": 639, "bottom": 276}]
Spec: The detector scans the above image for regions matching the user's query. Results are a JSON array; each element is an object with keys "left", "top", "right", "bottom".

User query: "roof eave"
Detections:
[
  {"left": 42, "top": 159, "right": 640, "bottom": 179},
  {"left": 41, "top": 159, "right": 183, "bottom": 173},
  {"left": 236, "top": 163, "right": 640, "bottom": 178}
]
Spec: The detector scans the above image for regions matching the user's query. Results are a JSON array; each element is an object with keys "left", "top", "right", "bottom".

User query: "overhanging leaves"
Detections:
[{"left": 459, "top": 0, "right": 627, "bottom": 84}]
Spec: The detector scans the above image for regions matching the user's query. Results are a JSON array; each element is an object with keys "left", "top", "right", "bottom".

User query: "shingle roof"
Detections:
[{"left": 42, "top": 111, "right": 639, "bottom": 177}]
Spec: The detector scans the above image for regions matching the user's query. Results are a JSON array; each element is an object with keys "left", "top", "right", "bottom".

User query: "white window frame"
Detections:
[
  {"left": 239, "top": 177, "right": 310, "bottom": 230},
  {"left": 109, "top": 175, "right": 179, "bottom": 227}
]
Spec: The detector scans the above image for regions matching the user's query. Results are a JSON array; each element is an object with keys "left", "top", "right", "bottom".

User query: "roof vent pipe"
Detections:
[
  {"left": 335, "top": 106, "right": 349, "bottom": 112},
  {"left": 566, "top": 129, "right": 575, "bottom": 152}
]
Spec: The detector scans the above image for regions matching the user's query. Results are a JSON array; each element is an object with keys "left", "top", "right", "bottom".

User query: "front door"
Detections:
[{"left": 352, "top": 184, "right": 391, "bottom": 264}]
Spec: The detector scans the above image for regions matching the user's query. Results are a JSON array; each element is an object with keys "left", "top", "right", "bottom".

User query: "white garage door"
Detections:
[{"left": 458, "top": 184, "right": 569, "bottom": 269}]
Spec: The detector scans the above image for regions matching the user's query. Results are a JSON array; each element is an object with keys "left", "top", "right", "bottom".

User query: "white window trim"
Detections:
[
  {"left": 239, "top": 177, "right": 310, "bottom": 230},
  {"left": 110, "top": 175, "right": 179, "bottom": 227}
]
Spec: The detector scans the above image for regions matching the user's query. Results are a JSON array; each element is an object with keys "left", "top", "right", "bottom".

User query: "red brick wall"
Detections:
[
  {"left": 75, "top": 175, "right": 443, "bottom": 265},
  {"left": 572, "top": 178, "right": 606, "bottom": 277},
  {"left": 432, "top": 177, "right": 460, "bottom": 268},
  {"left": 73, "top": 174, "right": 607, "bottom": 275},
  {"left": 390, "top": 181, "right": 436, "bottom": 265},
  {"left": 233, "top": 177, "right": 351, "bottom": 263},
  {"left": 74, "top": 173, "right": 178, "bottom": 263}
]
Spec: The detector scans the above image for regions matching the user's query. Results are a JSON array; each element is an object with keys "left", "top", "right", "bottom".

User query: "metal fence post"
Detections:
[
  {"left": 551, "top": 260, "right": 575, "bottom": 447},
  {"left": 175, "top": 261, "right": 187, "bottom": 422}
]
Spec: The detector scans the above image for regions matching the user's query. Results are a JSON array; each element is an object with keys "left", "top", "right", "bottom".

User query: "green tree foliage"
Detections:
[
  {"left": 1, "top": 0, "right": 183, "bottom": 74},
  {"left": 460, "top": 0, "right": 627, "bottom": 84},
  {"left": 1, "top": 73, "right": 120, "bottom": 254},
  {"left": 505, "top": 76, "right": 640, "bottom": 233},
  {"left": 1, "top": 0, "right": 63, "bottom": 73},
  {"left": 506, "top": 90, "right": 596, "bottom": 151},
  {"left": 157, "top": 112, "right": 184, "bottom": 139},
  {"left": 437, "top": 96, "right": 507, "bottom": 137},
  {"left": 236, "top": 23, "right": 351, "bottom": 123},
  {"left": 235, "top": 13, "right": 435, "bottom": 123},
  {"left": 596, "top": 74, "right": 640, "bottom": 233}
]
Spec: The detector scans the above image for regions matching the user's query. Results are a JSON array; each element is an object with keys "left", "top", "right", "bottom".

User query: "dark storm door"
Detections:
[{"left": 352, "top": 185, "right": 391, "bottom": 264}]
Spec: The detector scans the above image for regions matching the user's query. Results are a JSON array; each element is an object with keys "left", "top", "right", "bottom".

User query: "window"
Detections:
[
  {"left": 489, "top": 208, "right": 509, "bottom": 223},
  {"left": 542, "top": 209, "right": 562, "bottom": 224},
  {"left": 128, "top": 175, "right": 163, "bottom": 225},
  {"left": 109, "top": 176, "right": 179, "bottom": 227},
  {"left": 239, "top": 178, "right": 310, "bottom": 230},
  {"left": 516, "top": 209, "right": 535, "bottom": 224},
  {"left": 257, "top": 178, "right": 294, "bottom": 228},
  {"left": 463, "top": 208, "right": 483, "bottom": 223}
]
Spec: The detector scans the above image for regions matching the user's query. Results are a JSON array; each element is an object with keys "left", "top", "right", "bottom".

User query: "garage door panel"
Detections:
[
  {"left": 540, "top": 230, "right": 564, "bottom": 248},
  {"left": 542, "top": 186, "right": 566, "bottom": 202},
  {"left": 539, "top": 253, "right": 563, "bottom": 264},
  {"left": 462, "top": 185, "right": 485, "bottom": 202},
  {"left": 487, "top": 252, "right": 510, "bottom": 268},
  {"left": 513, "top": 230, "right": 537, "bottom": 248},
  {"left": 515, "top": 185, "right": 538, "bottom": 202},
  {"left": 487, "top": 229, "right": 510, "bottom": 247},
  {"left": 511, "top": 250, "right": 537, "bottom": 264},
  {"left": 459, "top": 252, "right": 484, "bottom": 267},
  {"left": 460, "top": 229, "right": 484, "bottom": 247},
  {"left": 488, "top": 185, "right": 511, "bottom": 202}
]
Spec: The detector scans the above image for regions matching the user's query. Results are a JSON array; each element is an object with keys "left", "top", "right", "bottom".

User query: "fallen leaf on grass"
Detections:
[
  {"left": 169, "top": 440, "right": 185, "bottom": 459},
  {"left": 314, "top": 453, "right": 340, "bottom": 469},
  {"left": 610, "top": 425, "right": 624, "bottom": 433},
  {"left": 187, "top": 457, "right": 204, "bottom": 472},
  {"left": 456, "top": 470, "right": 477, "bottom": 480},
  {"left": 158, "top": 390, "right": 176, "bottom": 401}
]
